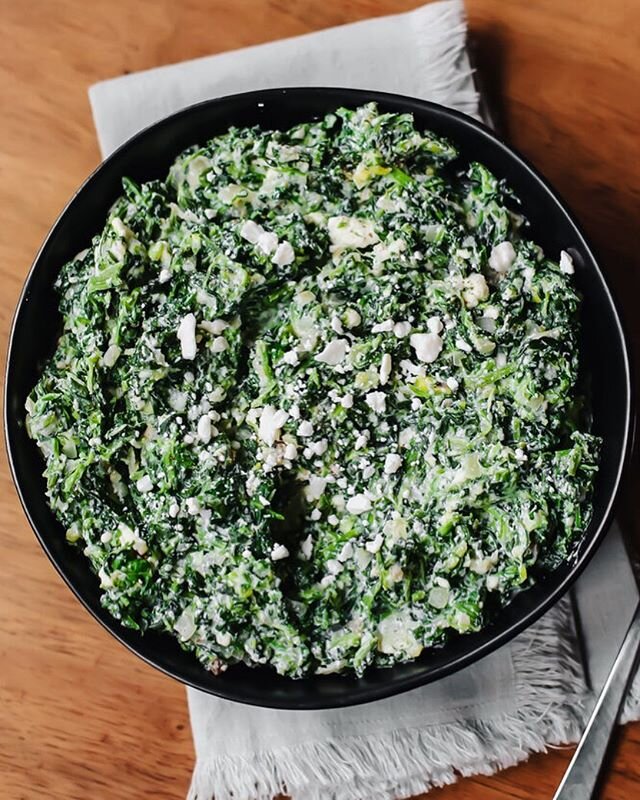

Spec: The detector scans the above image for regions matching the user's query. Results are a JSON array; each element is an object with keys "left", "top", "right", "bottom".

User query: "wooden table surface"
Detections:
[{"left": 1, "top": 1, "right": 639, "bottom": 798}]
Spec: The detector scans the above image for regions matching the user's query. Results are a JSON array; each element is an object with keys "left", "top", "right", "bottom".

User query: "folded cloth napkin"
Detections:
[
  {"left": 89, "top": 2, "right": 640, "bottom": 798},
  {"left": 89, "top": 0, "right": 478, "bottom": 158}
]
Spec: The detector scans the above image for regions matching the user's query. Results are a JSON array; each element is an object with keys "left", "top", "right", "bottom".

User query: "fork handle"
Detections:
[{"left": 553, "top": 600, "right": 640, "bottom": 800}]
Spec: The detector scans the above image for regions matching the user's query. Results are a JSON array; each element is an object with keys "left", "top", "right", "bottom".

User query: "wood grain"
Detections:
[{"left": 0, "top": 1, "right": 638, "bottom": 799}]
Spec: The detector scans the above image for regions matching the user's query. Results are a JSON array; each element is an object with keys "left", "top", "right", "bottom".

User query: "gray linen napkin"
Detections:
[
  {"left": 89, "top": 2, "right": 640, "bottom": 798},
  {"left": 89, "top": 0, "right": 477, "bottom": 158}
]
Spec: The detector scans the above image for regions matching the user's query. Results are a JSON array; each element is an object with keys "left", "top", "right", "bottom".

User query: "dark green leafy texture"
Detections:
[{"left": 26, "top": 104, "right": 600, "bottom": 677}]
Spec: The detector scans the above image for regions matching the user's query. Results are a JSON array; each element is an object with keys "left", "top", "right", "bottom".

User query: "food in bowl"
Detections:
[{"left": 25, "top": 103, "right": 600, "bottom": 677}]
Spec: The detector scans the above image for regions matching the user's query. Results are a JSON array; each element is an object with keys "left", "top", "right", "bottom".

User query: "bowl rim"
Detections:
[{"left": 4, "top": 87, "right": 634, "bottom": 709}]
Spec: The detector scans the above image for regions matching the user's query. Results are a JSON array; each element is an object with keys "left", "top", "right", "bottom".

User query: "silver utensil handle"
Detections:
[{"left": 553, "top": 600, "right": 640, "bottom": 800}]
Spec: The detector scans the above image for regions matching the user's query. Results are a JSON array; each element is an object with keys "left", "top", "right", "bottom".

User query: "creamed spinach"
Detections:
[{"left": 26, "top": 105, "right": 600, "bottom": 676}]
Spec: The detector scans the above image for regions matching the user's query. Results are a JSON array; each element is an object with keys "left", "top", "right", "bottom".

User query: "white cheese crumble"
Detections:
[
  {"left": 177, "top": 313, "right": 197, "bottom": 360},
  {"left": 216, "top": 631, "right": 232, "bottom": 647},
  {"left": 315, "top": 338, "right": 349, "bottom": 366},
  {"left": 197, "top": 414, "right": 212, "bottom": 444},
  {"left": 300, "top": 534, "right": 313, "bottom": 560},
  {"left": 462, "top": 273, "right": 489, "bottom": 308},
  {"left": 257, "top": 231, "right": 278, "bottom": 255},
  {"left": 174, "top": 609, "right": 196, "bottom": 641},
  {"left": 560, "top": 250, "right": 575, "bottom": 274},
  {"left": 365, "top": 534, "right": 384, "bottom": 553},
  {"left": 102, "top": 344, "right": 121, "bottom": 368},
  {"left": 372, "top": 238, "right": 406, "bottom": 272},
  {"left": 297, "top": 420, "right": 314, "bottom": 437},
  {"left": 310, "top": 439, "right": 328, "bottom": 456},
  {"left": 199, "top": 318, "right": 228, "bottom": 335},
  {"left": 273, "top": 241, "right": 295, "bottom": 266},
  {"left": 240, "top": 220, "right": 281, "bottom": 256},
  {"left": 282, "top": 350, "right": 300, "bottom": 366},
  {"left": 258, "top": 405, "right": 289, "bottom": 446},
  {"left": 343, "top": 308, "right": 362, "bottom": 329},
  {"left": 399, "top": 359, "right": 420, "bottom": 375},
  {"left": 371, "top": 319, "right": 394, "bottom": 333},
  {"left": 410, "top": 332, "right": 443, "bottom": 363},
  {"left": 239, "top": 220, "right": 262, "bottom": 244},
  {"left": 210, "top": 336, "right": 228, "bottom": 353},
  {"left": 377, "top": 610, "right": 421, "bottom": 656},
  {"left": 327, "top": 216, "right": 380, "bottom": 250},
  {"left": 393, "top": 321, "right": 411, "bottom": 338},
  {"left": 446, "top": 377, "right": 459, "bottom": 391},
  {"left": 365, "top": 391, "right": 387, "bottom": 414},
  {"left": 379, "top": 353, "right": 392, "bottom": 386},
  {"left": 428, "top": 585, "right": 450, "bottom": 609},
  {"left": 186, "top": 497, "right": 200, "bottom": 515},
  {"left": 376, "top": 194, "right": 406, "bottom": 213},
  {"left": 337, "top": 541, "right": 354, "bottom": 562},
  {"left": 283, "top": 443, "right": 298, "bottom": 460},
  {"left": 305, "top": 475, "right": 327, "bottom": 502},
  {"left": 218, "top": 183, "right": 244, "bottom": 204},
  {"left": 136, "top": 475, "right": 153, "bottom": 493},
  {"left": 384, "top": 453, "right": 402, "bottom": 475},
  {"left": 346, "top": 494, "right": 372, "bottom": 515},
  {"left": 489, "top": 241, "right": 516, "bottom": 274},
  {"left": 134, "top": 539, "right": 148, "bottom": 555},
  {"left": 398, "top": 428, "right": 415, "bottom": 448},
  {"left": 514, "top": 447, "right": 528, "bottom": 462},
  {"left": 326, "top": 559, "right": 343, "bottom": 575},
  {"left": 270, "top": 543, "right": 290, "bottom": 561}
]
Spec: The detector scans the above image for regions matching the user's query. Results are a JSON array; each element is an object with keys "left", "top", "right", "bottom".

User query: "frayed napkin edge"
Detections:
[
  {"left": 88, "top": 0, "right": 478, "bottom": 160},
  {"left": 187, "top": 599, "right": 587, "bottom": 800}
]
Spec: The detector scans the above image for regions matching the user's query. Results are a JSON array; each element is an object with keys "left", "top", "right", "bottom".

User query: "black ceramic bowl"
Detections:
[{"left": 5, "top": 88, "right": 633, "bottom": 709}]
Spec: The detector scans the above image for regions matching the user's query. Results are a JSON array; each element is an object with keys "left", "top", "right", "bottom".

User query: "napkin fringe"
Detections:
[
  {"left": 623, "top": 682, "right": 640, "bottom": 723},
  {"left": 621, "top": 629, "right": 640, "bottom": 723},
  {"left": 188, "top": 599, "right": 586, "bottom": 800},
  {"left": 404, "top": 2, "right": 478, "bottom": 117}
]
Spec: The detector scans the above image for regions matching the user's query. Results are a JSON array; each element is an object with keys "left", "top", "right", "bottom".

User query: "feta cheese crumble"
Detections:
[
  {"left": 365, "top": 391, "right": 387, "bottom": 414},
  {"left": 327, "top": 216, "right": 379, "bottom": 250},
  {"left": 489, "top": 241, "right": 516, "bottom": 274},
  {"left": 271, "top": 543, "right": 290, "bottom": 561},
  {"left": 410, "top": 332, "right": 443, "bottom": 363},
  {"left": 177, "top": 313, "right": 197, "bottom": 360},
  {"left": 384, "top": 453, "right": 402, "bottom": 475},
  {"left": 346, "top": 494, "right": 372, "bottom": 515},
  {"left": 315, "top": 339, "right": 349, "bottom": 366},
  {"left": 258, "top": 406, "right": 289, "bottom": 446}
]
